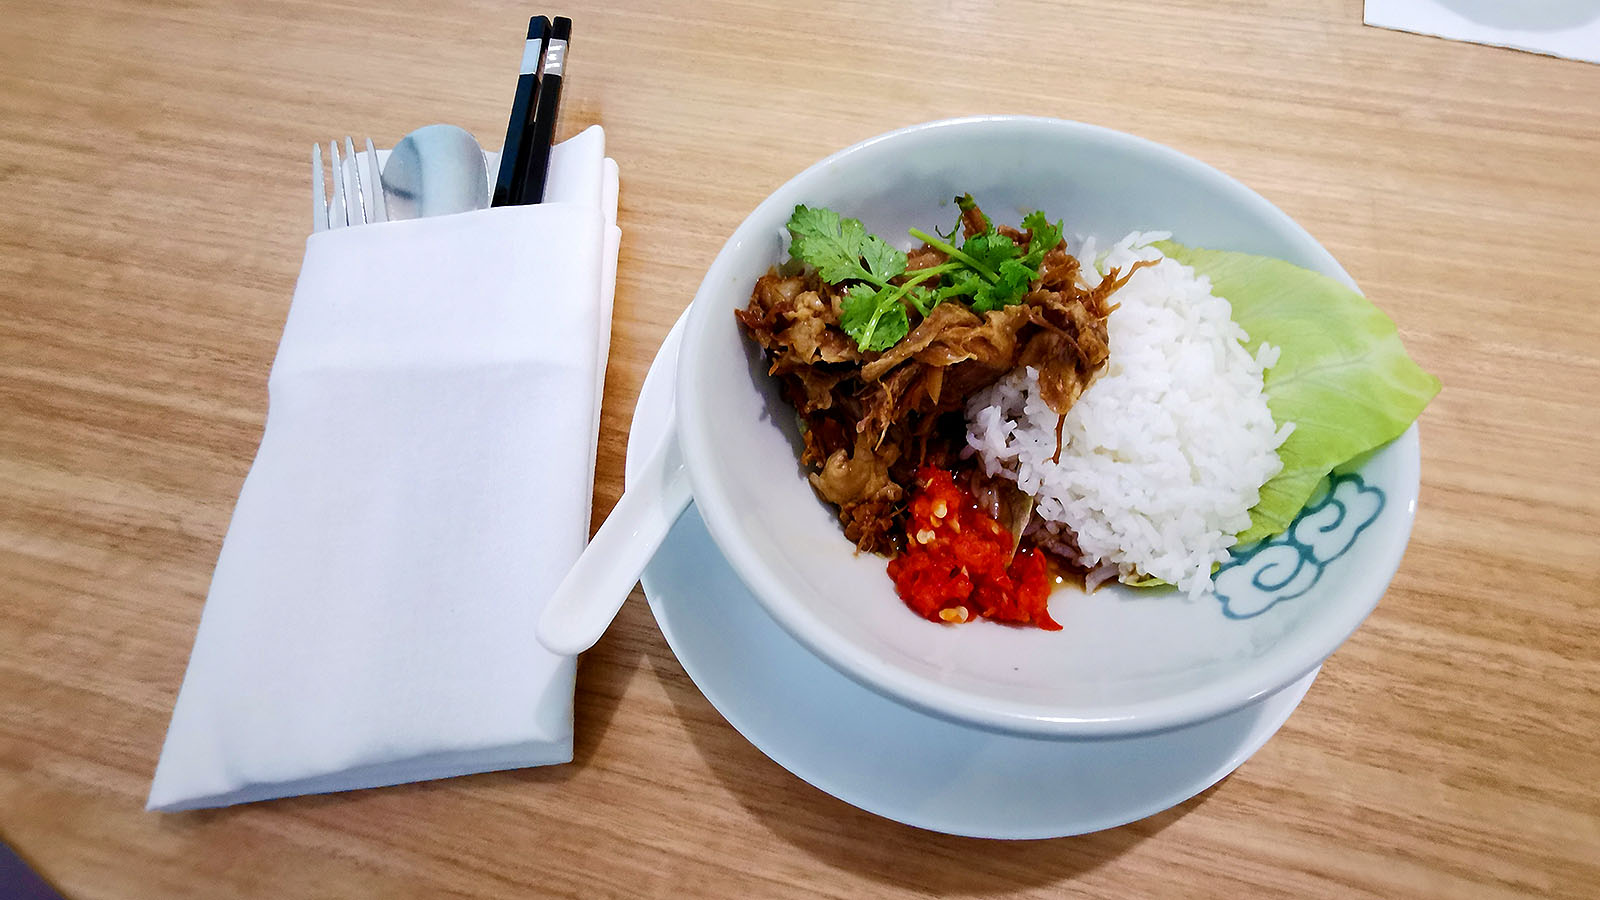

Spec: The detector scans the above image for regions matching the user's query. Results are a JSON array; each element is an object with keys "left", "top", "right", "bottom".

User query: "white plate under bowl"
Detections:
[
  {"left": 634, "top": 313, "right": 1317, "bottom": 839},
  {"left": 674, "top": 116, "right": 1419, "bottom": 737}
]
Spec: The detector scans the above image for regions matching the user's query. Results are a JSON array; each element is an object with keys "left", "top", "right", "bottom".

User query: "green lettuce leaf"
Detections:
[{"left": 1153, "top": 241, "right": 1440, "bottom": 545}]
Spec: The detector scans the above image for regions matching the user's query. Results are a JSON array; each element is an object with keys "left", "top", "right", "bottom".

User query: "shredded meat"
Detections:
[
  {"left": 861, "top": 303, "right": 979, "bottom": 381},
  {"left": 735, "top": 200, "right": 1141, "bottom": 554},
  {"left": 905, "top": 244, "right": 948, "bottom": 272},
  {"left": 959, "top": 203, "right": 988, "bottom": 238},
  {"left": 810, "top": 432, "right": 904, "bottom": 552}
]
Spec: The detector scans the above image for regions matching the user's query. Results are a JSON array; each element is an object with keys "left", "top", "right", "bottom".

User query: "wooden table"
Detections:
[{"left": 3, "top": 1, "right": 1598, "bottom": 896}]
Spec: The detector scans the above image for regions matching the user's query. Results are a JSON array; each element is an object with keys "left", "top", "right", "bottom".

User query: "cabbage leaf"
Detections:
[{"left": 1153, "top": 242, "right": 1440, "bottom": 545}]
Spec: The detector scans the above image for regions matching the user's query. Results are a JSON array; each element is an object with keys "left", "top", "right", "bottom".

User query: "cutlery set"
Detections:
[{"left": 310, "top": 15, "right": 571, "bottom": 232}]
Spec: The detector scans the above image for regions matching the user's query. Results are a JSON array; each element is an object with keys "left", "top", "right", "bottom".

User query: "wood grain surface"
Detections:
[{"left": 3, "top": 1, "right": 1598, "bottom": 897}]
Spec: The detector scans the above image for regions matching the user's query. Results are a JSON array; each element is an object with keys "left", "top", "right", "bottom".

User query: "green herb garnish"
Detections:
[
  {"left": 786, "top": 205, "right": 907, "bottom": 288},
  {"left": 786, "top": 196, "right": 1066, "bottom": 352},
  {"left": 839, "top": 284, "right": 909, "bottom": 352}
]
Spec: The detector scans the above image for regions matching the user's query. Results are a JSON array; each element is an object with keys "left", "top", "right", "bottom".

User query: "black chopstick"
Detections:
[
  {"left": 515, "top": 16, "right": 570, "bottom": 205},
  {"left": 491, "top": 16, "right": 551, "bottom": 208}
]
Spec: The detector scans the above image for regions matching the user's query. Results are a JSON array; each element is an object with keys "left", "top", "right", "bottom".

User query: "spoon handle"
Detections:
[{"left": 536, "top": 413, "right": 692, "bottom": 656}]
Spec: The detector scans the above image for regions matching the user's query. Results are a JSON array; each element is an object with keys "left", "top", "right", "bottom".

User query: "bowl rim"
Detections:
[{"left": 675, "top": 115, "right": 1420, "bottom": 738}]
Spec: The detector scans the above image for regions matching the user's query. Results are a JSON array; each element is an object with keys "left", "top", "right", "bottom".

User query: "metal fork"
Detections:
[{"left": 311, "top": 137, "right": 388, "bottom": 231}]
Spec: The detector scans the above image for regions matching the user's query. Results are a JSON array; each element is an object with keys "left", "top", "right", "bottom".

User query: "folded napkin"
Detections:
[
  {"left": 148, "top": 126, "right": 620, "bottom": 811},
  {"left": 1365, "top": 0, "right": 1600, "bottom": 64}
]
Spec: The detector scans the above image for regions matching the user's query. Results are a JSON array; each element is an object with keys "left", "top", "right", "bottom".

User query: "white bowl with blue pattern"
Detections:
[{"left": 675, "top": 116, "right": 1422, "bottom": 738}]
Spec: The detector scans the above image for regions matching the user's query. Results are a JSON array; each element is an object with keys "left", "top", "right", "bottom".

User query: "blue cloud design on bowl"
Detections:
[{"left": 1213, "top": 474, "right": 1385, "bottom": 619}]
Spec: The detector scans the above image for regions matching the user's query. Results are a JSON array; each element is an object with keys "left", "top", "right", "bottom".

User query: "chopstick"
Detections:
[
  {"left": 515, "top": 16, "right": 570, "bottom": 205},
  {"left": 491, "top": 16, "right": 551, "bottom": 208}
]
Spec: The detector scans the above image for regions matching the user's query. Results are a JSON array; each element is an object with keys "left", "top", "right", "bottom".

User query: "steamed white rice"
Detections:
[{"left": 964, "top": 231, "right": 1292, "bottom": 598}]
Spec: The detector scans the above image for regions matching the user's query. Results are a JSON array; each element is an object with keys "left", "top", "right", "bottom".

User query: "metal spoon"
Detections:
[{"left": 380, "top": 124, "right": 490, "bottom": 220}]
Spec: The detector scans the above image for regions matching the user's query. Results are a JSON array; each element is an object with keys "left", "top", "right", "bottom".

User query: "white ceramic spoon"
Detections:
[{"left": 536, "top": 405, "right": 693, "bottom": 656}]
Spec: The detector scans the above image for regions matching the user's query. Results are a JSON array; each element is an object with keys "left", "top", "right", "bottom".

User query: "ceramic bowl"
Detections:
[{"left": 675, "top": 116, "right": 1418, "bottom": 737}]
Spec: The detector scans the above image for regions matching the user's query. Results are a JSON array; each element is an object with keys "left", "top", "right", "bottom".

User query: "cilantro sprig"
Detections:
[
  {"left": 785, "top": 196, "right": 1066, "bottom": 351},
  {"left": 786, "top": 205, "right": 908, "bottom": 288}
]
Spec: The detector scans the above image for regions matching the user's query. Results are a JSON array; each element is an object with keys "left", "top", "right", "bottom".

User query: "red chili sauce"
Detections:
[{"left": 885, "top": 467, "right": 1061, "bottom": 630}]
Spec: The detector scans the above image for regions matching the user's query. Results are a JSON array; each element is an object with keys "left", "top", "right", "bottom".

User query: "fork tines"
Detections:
[
  {"left": 311, "top": 137, "right": 388, "bottom": 232},
  {"left": 311, "top": 143, "right": 327, "bottom": 232}
]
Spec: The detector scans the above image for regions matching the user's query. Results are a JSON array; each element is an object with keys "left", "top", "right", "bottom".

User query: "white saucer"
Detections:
[{"left": 631, "top": 313, "right": 1318, "bottom": 839}]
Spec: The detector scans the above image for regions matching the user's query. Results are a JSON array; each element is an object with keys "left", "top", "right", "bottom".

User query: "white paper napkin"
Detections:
[
  {"left": 1365, "top": 0, "right": 1600, "bottom": 64},
  {"left": 148, "top": 126, "right": 621, "bottom": 811}
]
